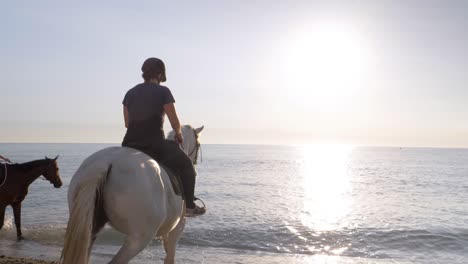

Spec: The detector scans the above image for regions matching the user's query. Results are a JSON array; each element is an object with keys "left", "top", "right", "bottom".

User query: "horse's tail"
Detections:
[{"left": 60, "top": 164, "right": 112, "bottom": 264}]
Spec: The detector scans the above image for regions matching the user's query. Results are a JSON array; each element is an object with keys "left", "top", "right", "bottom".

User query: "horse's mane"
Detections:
[{"left": 11, "top": 159, "right": 50, "bottom": 171}]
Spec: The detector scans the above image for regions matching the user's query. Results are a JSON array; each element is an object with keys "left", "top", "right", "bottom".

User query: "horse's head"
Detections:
[
  {"left": 168, "top": 125, "right": 204, "bottom": 164},
  {"left": 44, "top": 155, "right": 63, "bottom": 188}
]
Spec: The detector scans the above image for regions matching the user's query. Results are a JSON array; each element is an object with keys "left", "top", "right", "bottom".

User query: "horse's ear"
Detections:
[
  {"left": 195, "top": 125, "right": 204, "bottom": 134},
  {"left": 54, "top": 155, "right": 60, "bottom": 161},
  {"left": 45, "top": 156, "right": 49, "bottom": 160}
]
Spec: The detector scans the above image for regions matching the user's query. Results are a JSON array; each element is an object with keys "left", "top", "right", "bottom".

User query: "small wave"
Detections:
[
  {"left": 2, "top": 222, "right": 468, "bottom": 261},
  {"left": 0, "top": 223, "right": 125, "bottom": 246},
  {"left": 179, "top": 226, "right": 468, "bottom": 259}
]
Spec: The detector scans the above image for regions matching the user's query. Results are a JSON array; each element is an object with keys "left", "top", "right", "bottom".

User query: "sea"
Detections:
[{"left": 0, "top": 143, "right": 467, "bottom": 264}]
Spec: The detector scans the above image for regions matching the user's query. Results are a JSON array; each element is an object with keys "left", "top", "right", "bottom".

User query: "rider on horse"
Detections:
[{"left": 121, "top": 57, "right": 206, "bottom": 217}]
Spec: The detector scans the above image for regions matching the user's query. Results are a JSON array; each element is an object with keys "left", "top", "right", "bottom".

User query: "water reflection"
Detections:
[{"left": 301, "top": 144, "right": 353, "bottom": 231}]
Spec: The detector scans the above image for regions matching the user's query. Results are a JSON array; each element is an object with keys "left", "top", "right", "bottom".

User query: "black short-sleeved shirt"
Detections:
[{"left": 122, "top": 83, "right": 175, "bottom": 147}]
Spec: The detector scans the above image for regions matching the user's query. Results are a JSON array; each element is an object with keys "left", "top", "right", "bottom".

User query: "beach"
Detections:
[{"left": 0, "top": 256, "right": 56, "bottom": 264}]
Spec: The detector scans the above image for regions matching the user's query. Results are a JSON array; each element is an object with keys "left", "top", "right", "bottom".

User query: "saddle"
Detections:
[{"left": 159, "top": 164, "right": 184, "bottom": 198}]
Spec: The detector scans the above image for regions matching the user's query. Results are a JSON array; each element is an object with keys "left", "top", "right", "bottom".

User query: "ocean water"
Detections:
[{"left": 0, "top": 143, "right": 467, "bottom": 264}]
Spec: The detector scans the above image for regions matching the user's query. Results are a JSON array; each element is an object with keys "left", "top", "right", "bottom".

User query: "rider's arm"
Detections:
[
  {"left": 123, "top": 105, "right": 129, "bottom": 128},
  {"left": 164, "top": 103, "right": 183, "bottom": 143}
]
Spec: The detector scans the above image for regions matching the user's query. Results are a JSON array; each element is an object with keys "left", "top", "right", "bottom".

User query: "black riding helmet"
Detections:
[{"left": 142, "top": 57, "right": 166, "bottom": 82}]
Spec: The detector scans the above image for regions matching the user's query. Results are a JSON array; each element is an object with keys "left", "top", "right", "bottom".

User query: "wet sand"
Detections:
[{"left": 0, "top": 256, "right": 57, "bottom": 264}]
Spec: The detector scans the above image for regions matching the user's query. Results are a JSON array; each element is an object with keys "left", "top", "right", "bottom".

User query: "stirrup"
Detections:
[
  {"left": 194, "top": 196, "right": 206, "bottom": 208},
  {"left": 186, "top": 196, "right": 207, "bottom": 217}
]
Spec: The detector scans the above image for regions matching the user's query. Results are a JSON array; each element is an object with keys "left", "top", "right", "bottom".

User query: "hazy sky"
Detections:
[{"left": 1, "top": 1, "right": 467, "bottom": 147}]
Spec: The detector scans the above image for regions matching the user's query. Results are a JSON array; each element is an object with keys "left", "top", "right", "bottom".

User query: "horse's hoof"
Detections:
[{"left": 17, "top": 236, "right": 24, "bottom": 241}]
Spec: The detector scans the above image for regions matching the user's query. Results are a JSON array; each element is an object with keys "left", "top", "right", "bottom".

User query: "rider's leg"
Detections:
[{"left": 156, "top": 140, "right": 197, "bottom": 209}]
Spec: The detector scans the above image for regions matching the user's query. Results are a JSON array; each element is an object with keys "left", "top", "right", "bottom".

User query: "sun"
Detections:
[{"left": 285, "top": 22, "right": 367, "bottom": 111}]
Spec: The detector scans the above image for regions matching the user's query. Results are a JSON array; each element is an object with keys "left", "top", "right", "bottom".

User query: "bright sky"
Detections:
[{"left": 1, "top": 1, "right": 467, "bottom": 147}]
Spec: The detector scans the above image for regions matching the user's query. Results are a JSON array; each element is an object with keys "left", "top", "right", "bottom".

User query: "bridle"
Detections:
[
  {"left": 187, "top": 129, "right": 201, "bottom": 165},
  {"left": 41, "top": 157, "right": 59, "bottom": 183}
]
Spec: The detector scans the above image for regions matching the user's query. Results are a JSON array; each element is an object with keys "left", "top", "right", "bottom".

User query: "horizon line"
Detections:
[{"left": 1, "top": 142, "right": 468, "bottom": 150}]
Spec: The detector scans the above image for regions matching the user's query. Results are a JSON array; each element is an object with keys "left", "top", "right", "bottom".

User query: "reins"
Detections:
[
  {"left": 188, "top": 142, "right": 201, "bottom": 165},
  {"left": 199, "top": 145, "right": 203, "bottom": 163},
  {"left": 0, "top": 163, "right": 7, "bottom": 187}
]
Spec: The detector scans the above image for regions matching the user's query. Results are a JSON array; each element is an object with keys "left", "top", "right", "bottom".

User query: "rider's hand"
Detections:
[{"left": 176, "top": 132, "right": 184, "bottom": 144}]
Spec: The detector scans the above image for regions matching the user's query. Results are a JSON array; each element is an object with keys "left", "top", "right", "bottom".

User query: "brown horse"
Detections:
[{"left": 0, "top": 156, "right": 62, "bottom": 240}]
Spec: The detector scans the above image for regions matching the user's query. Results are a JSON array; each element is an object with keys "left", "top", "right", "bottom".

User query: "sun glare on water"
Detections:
[
  {"left": 300, "top": 144, "right": 353, "bottom": 231},
  {"left": 285, "top": 22, "right": 368, "bottom": 111}
]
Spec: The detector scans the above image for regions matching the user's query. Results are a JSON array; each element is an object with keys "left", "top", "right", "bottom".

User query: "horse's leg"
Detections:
[
  {"left": 89, "top": 197, "right": 108, "bottom": 256},
  {"left": 12, "top": 202, "right": 24, "bottom": 240},
  {"left": 0, "top": 204, "right": 6, "bottom": 230},
  {"left": 108, "top": 233, "right": 154, "bottom": 264},
  {"left": 89, "top": 214, "right": 108, "bottom": 256},
  {"left": 163, "top": 215, "right": 186, "bottom": 264}
]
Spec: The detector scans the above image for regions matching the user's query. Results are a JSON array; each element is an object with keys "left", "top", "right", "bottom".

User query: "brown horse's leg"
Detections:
[
  {"left": 12, "top": 203, "right": 24, "bottom": 240},
  {"left": 0, "top": 204, "right": 6, "bottom": 230}
]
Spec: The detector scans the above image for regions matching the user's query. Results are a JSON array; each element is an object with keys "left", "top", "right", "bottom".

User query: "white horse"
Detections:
[{"left": 61, "top": 125, "right": 204, "bottom": 264}]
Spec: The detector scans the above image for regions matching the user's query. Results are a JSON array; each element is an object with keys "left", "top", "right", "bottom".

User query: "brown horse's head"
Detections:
[{"left": 44, "top": 155, "right": 62, "bottom": 188}]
